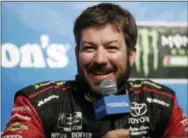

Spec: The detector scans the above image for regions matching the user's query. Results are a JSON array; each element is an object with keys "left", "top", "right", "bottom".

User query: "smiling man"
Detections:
[
  {"left": 2, "top": 3, "right": 188, "bottom": 138},
  {"left": 77, "top": 23, "right": 135, "bottom": 95}
]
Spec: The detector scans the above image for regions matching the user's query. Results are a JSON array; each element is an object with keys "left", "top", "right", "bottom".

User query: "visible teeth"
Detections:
[
  {"left": 93, "top": 72, "right": 108, "bottom": 75},
  {"left": 88, "top": 69, "right": 110, "bottom": 75}
]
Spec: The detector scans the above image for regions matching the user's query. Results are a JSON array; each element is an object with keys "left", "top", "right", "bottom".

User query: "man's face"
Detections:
[{"left": 76, "top": 23, "right": 136, "bottom": 93}]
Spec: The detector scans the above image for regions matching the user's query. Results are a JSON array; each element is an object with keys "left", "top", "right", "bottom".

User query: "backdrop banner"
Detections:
[{"left": 131, "top": 24, "right": 188, "bottom": 78}]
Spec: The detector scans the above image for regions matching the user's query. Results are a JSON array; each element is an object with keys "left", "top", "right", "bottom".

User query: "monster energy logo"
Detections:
[{"left": 136, "top": 29, "right": 159, "bottom": 77}]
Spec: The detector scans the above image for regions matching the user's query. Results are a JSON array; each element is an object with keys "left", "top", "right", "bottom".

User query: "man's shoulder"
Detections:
[
  {"left": 15, "top": 80, "right": 77, "bottom": 99},
  {"left": 128, "top": 79, "right": 176, "bottom": 97}
]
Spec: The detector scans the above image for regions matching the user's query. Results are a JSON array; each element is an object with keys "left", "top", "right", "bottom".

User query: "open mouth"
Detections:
[
  {"left": 86, "top": 67, "right": 115, "bottom": 81},
  {"left": 88, "top": 70, "right": 114, "bottom": 81},
  {"left": 89, "top": 70, "right": 112, "bottom": 76}
]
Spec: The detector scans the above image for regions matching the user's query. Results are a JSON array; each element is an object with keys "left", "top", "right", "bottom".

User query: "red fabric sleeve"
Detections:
[
  {"left": 163, "top": 98, "right": 188, "bottom": 137},
  {"left": 2, "top": 96, "right": 45, "bottom": 138}
]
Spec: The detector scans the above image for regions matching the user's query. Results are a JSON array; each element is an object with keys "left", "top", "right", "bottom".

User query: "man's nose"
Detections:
[{"left": 93, "top": 48, "right": 108, "bottom": 65}]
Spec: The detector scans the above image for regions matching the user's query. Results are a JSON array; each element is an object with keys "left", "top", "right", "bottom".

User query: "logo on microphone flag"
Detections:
[{"left": 93, "top": 95, "right": 131, "bottom": 120}]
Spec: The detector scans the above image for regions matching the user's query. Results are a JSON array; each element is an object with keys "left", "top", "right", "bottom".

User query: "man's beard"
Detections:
[
  {"left": 115, "top": 59, "right": 131, "bottom": 92},
  {"left": 76, "top": 58, "right": 131, "bottom": 95}
]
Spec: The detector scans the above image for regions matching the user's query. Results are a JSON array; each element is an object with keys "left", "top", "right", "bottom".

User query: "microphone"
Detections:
[{"left": 93, "top": 80, "right": 131, "bottom": 120}]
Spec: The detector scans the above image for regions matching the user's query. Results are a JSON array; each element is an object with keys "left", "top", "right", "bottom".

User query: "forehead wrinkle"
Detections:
[
  {"left": 81, "top": 24, "right": 124, "bottom": 47},
  {"left": 99, "top": 25, "right": 122, "bottom": 45}
]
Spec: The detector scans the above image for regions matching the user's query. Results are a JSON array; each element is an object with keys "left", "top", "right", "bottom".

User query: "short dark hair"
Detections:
[{"left": 73, "top": 3, "right": 138, "bottom": 51}]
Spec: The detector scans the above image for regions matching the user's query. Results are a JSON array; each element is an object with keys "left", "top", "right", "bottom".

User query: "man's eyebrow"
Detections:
[
  {"left": 104, "top": 40, "right": 121, "bottom": 46},
  {"left": 106, "top": 40, "right": 120, "bottom": 44},
  {"left": 80, "top": 40, "right": 120, "bottom": 46},
  {"left": 80, "top": 41, "right": 96, "bottom": 46}
]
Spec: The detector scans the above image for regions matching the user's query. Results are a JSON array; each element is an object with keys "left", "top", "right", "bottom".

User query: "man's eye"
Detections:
[
  {"left": 83, "top": 46, "right": 95, "bottom": 52},
  {"left": 108, "top": 46, "right": 118, "bottom": 49},
  {"left": 107, "top": 46, "right": 119, "bottom": 52}
]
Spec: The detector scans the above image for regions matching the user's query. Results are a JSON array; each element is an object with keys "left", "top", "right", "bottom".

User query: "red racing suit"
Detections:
[{"left": 2, "top": 79, "right": 188, "bottom": 138}]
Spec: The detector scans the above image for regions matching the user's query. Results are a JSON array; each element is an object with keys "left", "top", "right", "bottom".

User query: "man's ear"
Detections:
[{"left": 129, "top": 47, "right": 137, "bottom": 67}]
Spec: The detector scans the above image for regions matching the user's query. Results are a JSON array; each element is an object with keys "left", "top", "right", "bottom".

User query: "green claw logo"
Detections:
[{"left": 136, "top": 28, "right": 159, "bottom": 77}]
